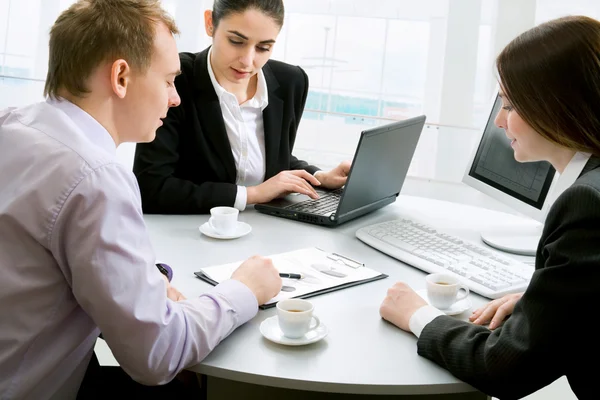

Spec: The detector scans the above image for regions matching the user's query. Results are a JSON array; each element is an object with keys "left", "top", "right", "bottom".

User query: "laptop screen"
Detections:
[{"left": 336, "top": 116, "right": 425, "bottom": 217}]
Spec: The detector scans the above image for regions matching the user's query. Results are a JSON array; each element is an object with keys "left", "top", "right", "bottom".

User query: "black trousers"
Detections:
[{"left": 77, "top": 351, "right": 204, "bottom": 399}]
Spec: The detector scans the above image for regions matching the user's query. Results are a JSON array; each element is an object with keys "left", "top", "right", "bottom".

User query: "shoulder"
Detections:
[
  {"left": 1, "top": 103, "right": 138, "bottom": 239},
  {"left": 176, "top": 48, "right": 211, "bottom": 85},
  {"left": 551, "top": 169, "right": 600, "bottom": 214},
  {"left": 177, "top": 51, "right": 203, "bottom": 83},
  {"left": 265, "top": 59, "right": 308, "bottom": 87},
  {"left": 573, "top": 164, "right": 600, "bottom": 192},
  {"left": 541, "top": 174, "right": 600, "bottom": 251},
  {"left": 5, "top": 104, "right": 137, "bottom": 206},
  {"left": 266, "top": 59, "right": 306, "bottom": 77},
  {"left": 179, "top": 51, "right": 202, "bottom": 74},
  {"left": 7, "top": 103, "right": 114, "bottom": 172}
]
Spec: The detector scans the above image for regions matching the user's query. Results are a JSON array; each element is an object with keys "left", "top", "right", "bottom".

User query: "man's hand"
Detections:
[
  {"left": 247, "top": 170, "right": 321, "bottom": 204},
  {"left": 162, "top": 275, "right": 186, "bottom": 301},
  {"left": 315, "top": 161, "right": 351, "bottom": 189},
  {"left": 379, "top": 282, "right": 427, "bottom": 332},
  {"left": 231, "top": 255, "right": 282, "bottom": 305},
  {"left": 469, "top": 292, "right": 523, "bottom": 329}
]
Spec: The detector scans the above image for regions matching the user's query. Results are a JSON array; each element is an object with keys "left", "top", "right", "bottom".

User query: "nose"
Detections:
[
  {"left": 169, "top": 87, "right": 181, "bottom": 108},
  {"left": 494, "top": 108, "right": 506, "bottom": 130},
  {"left": 238, "top": 47, "right": 254, "bottom": 68}
]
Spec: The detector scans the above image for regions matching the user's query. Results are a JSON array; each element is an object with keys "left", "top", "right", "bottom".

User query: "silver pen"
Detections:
[{"left": 279, "top": 273, "right": 304, "bottom": 279}]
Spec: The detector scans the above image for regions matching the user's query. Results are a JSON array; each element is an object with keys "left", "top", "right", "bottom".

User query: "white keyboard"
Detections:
[{"left": 356, "top": 218, "right": 534, "bottom": 299}]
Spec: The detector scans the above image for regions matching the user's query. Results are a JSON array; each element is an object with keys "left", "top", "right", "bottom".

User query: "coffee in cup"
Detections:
[
  {"left": 276, "top": 298, "right": 321, "bottom": 339},
  {"left": 208, "top": 206, "right": 239, "bottom": 235},
  {"left": 425, "top": 273, "right": 470, "bottom": 310}
]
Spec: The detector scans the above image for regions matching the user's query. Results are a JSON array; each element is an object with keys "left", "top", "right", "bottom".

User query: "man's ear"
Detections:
[
  {"left": 204, "top": 10, "right": 214, "bottom": 37},
  {"left": 110, "top": 59, "right": 130, "bottom": 99}
]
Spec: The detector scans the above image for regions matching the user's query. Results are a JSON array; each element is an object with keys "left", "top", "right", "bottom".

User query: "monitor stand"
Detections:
[{"left": 480, "top": 223, "right": 543, "bottom": 257}]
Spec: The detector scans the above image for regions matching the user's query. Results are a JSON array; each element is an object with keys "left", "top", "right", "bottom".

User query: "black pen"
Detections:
[{"left": 279, "top": 273, "right": 304, "bottom": 279}]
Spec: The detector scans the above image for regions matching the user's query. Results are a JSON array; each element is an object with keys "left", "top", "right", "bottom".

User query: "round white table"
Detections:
[{"left": 143, "top": 195, "right": 536, "bottom": 399}]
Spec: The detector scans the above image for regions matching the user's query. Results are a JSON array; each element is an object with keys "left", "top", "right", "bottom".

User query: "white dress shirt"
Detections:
[
  {"left": 0, "top": 100, "right": 258, "bottom": 399},
  {"left": 207, "top": 47, "right": 269, "bottom": 211},
  {"left": 408, "top": 151, "right": 592, "bottom": 338}
]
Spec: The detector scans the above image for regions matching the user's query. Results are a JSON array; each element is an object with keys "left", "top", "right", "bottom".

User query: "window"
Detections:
[{"left": 1, "top": 0, "right": 599, "bottom": 181}]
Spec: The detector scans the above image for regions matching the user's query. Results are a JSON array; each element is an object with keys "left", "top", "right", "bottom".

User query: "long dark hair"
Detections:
[
  {"left": 212, "top": 0, "right": 284, "bottom": 28},
  {"left": 497, "top": 15, "right": 600, "bottom": 156}
]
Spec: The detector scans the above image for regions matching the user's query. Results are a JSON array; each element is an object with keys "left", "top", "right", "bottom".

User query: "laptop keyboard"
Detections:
[{"left": 285, "top": 189, "right": 343, "bottom": 215}]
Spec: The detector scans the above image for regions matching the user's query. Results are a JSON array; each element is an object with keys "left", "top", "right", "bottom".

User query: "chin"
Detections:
[
  {"left": 513, "top": 153, "right": 533, "bottom": 163},
  {"left": 140, "top": 132, "right": 157, "bottom": 143}
]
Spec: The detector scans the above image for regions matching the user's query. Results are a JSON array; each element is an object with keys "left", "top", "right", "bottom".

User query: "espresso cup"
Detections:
[
  {"left": 208, "top": 206, "right": 239, "bottom": 236},
  {"left": 276, "top": 298, "right": 321, "bottom": 339},
  {"left": 425, "top": 273, "right": 470, "bottom": 310}
]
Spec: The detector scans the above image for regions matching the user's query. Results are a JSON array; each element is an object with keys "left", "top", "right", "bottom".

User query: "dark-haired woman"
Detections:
[
  {"left": 379, "top": 15, "right": 600, "bottom": 399},
  {"left": 134, "top": 0, "right": 350, "bottom": 214}
]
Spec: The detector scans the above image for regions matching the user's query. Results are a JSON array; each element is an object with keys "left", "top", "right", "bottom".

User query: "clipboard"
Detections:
[{"left": 194, "top": 247, "right": 388, "bottom": 309}]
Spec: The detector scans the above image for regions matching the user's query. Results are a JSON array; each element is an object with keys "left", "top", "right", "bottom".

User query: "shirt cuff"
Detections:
[
  {"left": 212, "top": 279, "right": 258, "bottom": 325},
  {"left": 234, "top": 186, "right": 247, "bottom": 210},
  {"left": 155, "top": 263, "right": 173, "bottom": 282},
  {"left": 409, "top": 305, "right": 445, "bottom": 338}
]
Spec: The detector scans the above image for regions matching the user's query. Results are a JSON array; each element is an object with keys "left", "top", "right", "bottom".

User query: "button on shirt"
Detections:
[
  {"left": 207, "top": 48, "right": 269, "bottom": 210},
  {"left": 0, "top": 100, "right": 258, "bottom": 399}
]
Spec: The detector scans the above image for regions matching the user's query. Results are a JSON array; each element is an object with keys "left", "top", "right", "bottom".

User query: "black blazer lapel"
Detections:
[
  {"left": 262, "top": 63, "right": 283, "bottom": 179},
  {"left": 193, "top": 49, "right": 237, "bottom": 182},
  {"left": 581, "top": 155, "right": 600, "bottom": 177}
]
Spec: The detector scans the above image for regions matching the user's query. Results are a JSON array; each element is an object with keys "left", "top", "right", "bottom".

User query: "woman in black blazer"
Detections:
[
  {"left": 133, "top": 0, "right": 350, "bottom": 214},
  {"left": 380, "top": 16, "right": 600, "bottom": 399}
]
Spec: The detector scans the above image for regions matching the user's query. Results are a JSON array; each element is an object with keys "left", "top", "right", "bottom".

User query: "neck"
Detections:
[
  {"left": 58, "top": 91, "right": 120, "bottom": 147},
  {"left": 209, "top": 54, "right": 257, "bottom": 104},
  {"left": 549, "top": 147, "right": 577, "bottom": 174}
]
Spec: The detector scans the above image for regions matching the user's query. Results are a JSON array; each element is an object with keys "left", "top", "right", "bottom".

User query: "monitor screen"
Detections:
[{"left": 467, "top": 94, "right": 556, "bottom": 210}]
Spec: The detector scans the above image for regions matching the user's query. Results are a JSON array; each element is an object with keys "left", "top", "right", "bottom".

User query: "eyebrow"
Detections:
[
  {"left": 498, "top": 92, "right": 504, "bottom": 98},
  {"left": 227, "top": 30, "right": 276, "bottom": 44},
  {"left": 168, "top": 70, "right": 182, "bottom": 77}
]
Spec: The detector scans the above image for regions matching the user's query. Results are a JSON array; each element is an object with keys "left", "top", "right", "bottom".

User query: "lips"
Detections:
[{"left": 231, "top": 67, "right": 251, "bottom": 78}]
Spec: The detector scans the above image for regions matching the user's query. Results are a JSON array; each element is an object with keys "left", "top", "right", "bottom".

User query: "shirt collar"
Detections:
[
  {"left": 206, "top": 47, "right": 269, "bottom": 111},
  {"left": 564, "top": 151, "right": 592, "bottom": 180},
  {"left": 549, "top": 151, "right": 592, "bottom": 204},
  {"left": 46, "top": 97, "right": 116, "bottom": 154}
]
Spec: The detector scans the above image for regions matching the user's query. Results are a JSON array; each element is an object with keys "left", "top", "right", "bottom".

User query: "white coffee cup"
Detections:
[
  {"left": 208, "top": 206, "right": 239, "bottom": 235},
  {"left": 276, "top": 298, "right": 321, "bottom": 339},
  {"left": 425, "top": 273, "right": 470, "bottom": 310}
]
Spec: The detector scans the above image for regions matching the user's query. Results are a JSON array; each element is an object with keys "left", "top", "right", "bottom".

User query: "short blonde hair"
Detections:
[{"left": 44, "top": 0, "right": 179, "bottom": 99}]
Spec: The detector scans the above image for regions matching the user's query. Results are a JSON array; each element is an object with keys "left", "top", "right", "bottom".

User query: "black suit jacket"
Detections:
[
  {"left": 416, "top": 156, "right": 600, "bottom": 399},
  {"left": 133, "top": 48, "right": 318, "bottom": 214}
]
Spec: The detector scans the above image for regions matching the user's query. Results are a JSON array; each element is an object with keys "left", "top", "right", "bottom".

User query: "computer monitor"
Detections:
[{"left": 462, "top": 92, "right": 561, "bottom": 256}]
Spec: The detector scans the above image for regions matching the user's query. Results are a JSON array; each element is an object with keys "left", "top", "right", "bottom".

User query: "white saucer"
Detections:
[
  {"left": 260, "top": 316, "right": 328, "bottom": 346},
  {"left": 199, "top": 221, "right": 252, "bottom": 240},
  {"left": 416, "top": 289, "right": 472, "bottom": 316}
]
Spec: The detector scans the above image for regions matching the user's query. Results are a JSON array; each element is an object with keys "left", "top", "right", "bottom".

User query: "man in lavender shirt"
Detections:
[{"left": 0, "top": 1, "right": 282, "bottom": 398}]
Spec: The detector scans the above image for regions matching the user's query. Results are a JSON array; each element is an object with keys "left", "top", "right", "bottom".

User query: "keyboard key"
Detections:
[{"left": 355, "top": 218, "right": 534, "bottom": 299}]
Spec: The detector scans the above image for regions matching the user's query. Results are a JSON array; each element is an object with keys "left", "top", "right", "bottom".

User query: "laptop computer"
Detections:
[{"left": 254, "top": 115, "right": 426, "bottom": 226}]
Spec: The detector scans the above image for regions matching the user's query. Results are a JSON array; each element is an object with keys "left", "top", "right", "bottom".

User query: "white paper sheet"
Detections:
[{"left": 196, "top": 247, "right": 385, "bottom": 305}]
